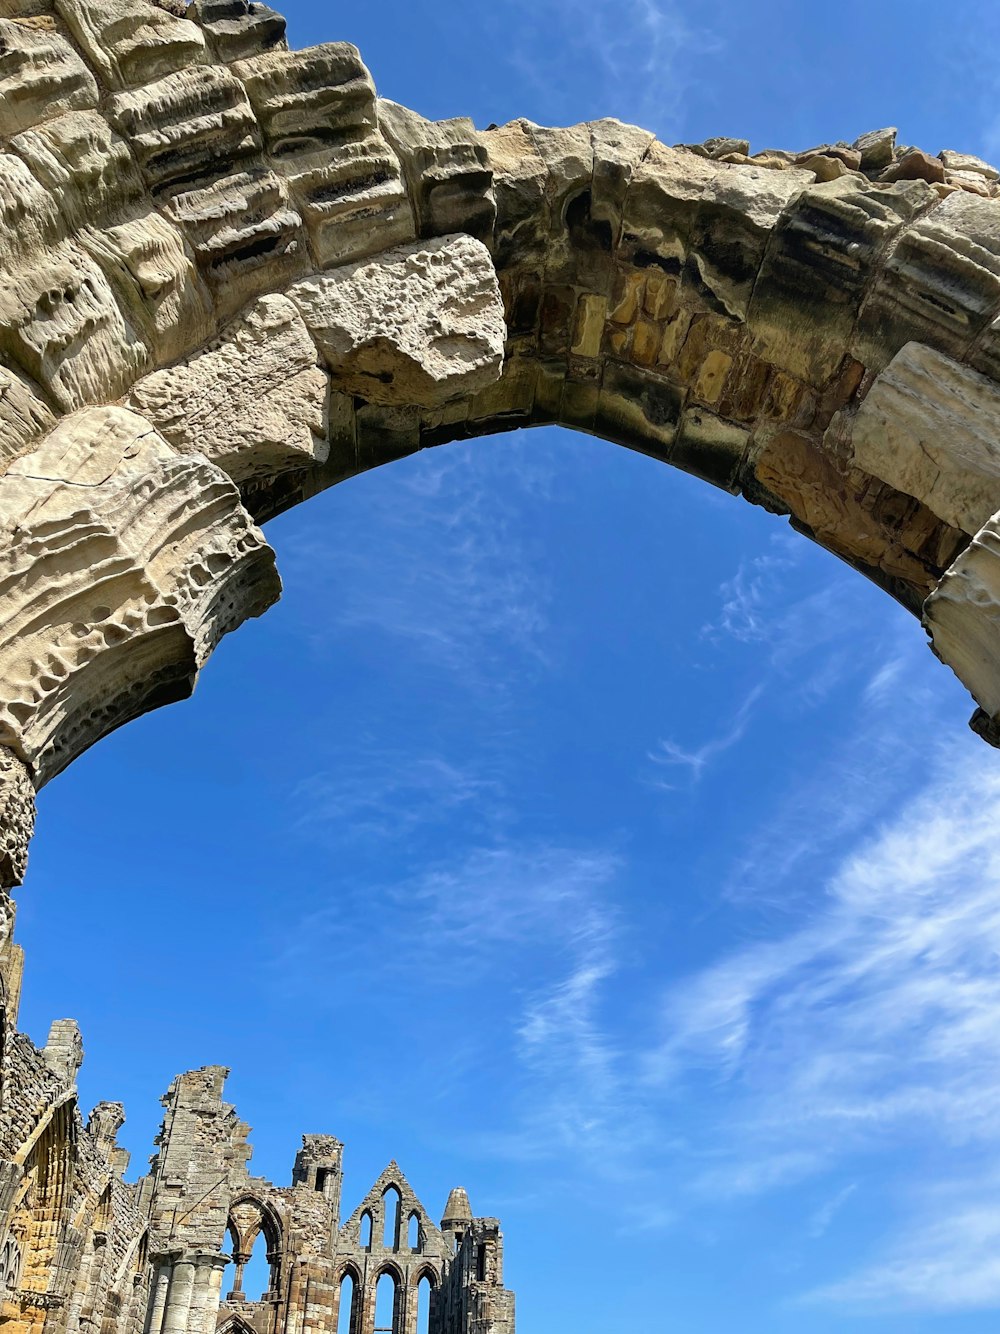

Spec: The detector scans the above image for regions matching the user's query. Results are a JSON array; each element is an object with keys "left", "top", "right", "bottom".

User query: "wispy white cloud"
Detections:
[
  {"left": 638, "top": 739, "right": 1000, "bottom": 1309},
  {"left": 497, "top": 0, "right": 725, "bottom": 133},
  {"left": 648, "top": 744, "right": 1000, "bottom": 1123},
  {"left": 702, "top": 546, "right": 797, "bottom": 646},
  {"left": 271, "top": 839, "right": 622, "bottom": 1000},
  {"left": 279, "top": 440, "right": 553, "bottom": 686},
  {"left": 648, "top": 683, "right": 763, "bottom": 783},
  {"left": 274, "top": 833, "right": 643, "bottom": 1174},
  {"left": 863, "top": 654, "right": 908, "bottom": 706},
  {"left": 293, "top": 751, "right": 501, "bottom": 843},
  {"left": 803, "top": 1184, "right": 1000, "bottom": 1313},
  {"left": 806, "top": 1182, "right": 858, "bottom": 1240}
]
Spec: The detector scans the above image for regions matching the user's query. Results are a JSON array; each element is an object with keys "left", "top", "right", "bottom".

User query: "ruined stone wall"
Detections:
[
  {"left": 0, "top": 907, "right": 515, "bottom": 1334},
  {"left": 0, "top": 919, "right": 151, "bottom": 1334}
]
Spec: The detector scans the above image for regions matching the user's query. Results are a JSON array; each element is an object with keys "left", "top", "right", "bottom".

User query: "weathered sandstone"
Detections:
[{"left": 0, "top": 0, "right": 997, "bottom": 839}]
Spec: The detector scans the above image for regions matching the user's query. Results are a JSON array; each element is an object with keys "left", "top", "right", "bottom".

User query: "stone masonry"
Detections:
[
  {"left": 1, "top": 0, "right": 1000, "bottom": 886},
  {"left": 0, "top": 902, "right": 514, "bottom": 1334}
]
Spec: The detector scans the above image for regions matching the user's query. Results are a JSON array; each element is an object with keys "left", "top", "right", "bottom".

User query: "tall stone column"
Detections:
[
  {"left": 142, "top": 1255, "right": 173, "bottom": 1334},
  {"left": 161, "top": 1256, "right": 196, "bottom": 1334},
  {"left": 188, "top": 1253, "right": 227, "bottom": 1334}
]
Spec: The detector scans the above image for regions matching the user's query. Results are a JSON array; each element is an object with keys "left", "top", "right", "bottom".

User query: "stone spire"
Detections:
[{"left": 441, "top": 1186, "right": 473, "bottom": 1232}]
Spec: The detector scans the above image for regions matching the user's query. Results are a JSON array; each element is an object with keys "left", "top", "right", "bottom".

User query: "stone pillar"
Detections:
[
  {"left": 188, "top": 1253, "right": 226, "bottom": 1334},
  {"left": 143, "top": 1256, "right": 174, "bottom": 1334},
  {"left": 161, "top": 1256, "right": 196, "bottom": 1334},
  {"left": 228, "top": 1252, "right": 249, "bottom": 1302}
]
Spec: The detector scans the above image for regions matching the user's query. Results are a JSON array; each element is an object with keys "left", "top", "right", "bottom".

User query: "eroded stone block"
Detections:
[
  {"left": 0, "top": 747, "right": 34, "bottom": 887},
  {"left": 379, "top": 99, "right": 496, "bottom": 243},
  {"left": 0, "top": 244, "right": 148, "bottom": 412},
  {"left": 925, "top": 511, "right": 1000, "bottom": 720},
  {"left": 236, "top": 45, "right": 415, "bottom": 267},
  {"left": 12, "top": 110, "right": 145, "bottom": 228},
  {"left": 856, "top": 190, "right": 1000, "bottom": 368},
  {"left": 0, "top": 408, "right": 279, "bottom": 783},
  {"left": 748, "top": 176, "right": 934, "bottom": 384},
  {"left": 0, "top": 362, "right": 55, "bottom": 471},
  {"left": 0, "top": 18, "right": 98, "bottom": 137},
  {"left": 129, "top": 294, "right": 329, "bottom": 483},
  {"left": 289, "top": 234, "right": 505, "bottom": 407},
  {"left": 850, "top": 341, "right": 1000, "bottom": 534},
  {"left": 189, "top": 0, "right": 287, "bottom": 62},
  {"left": 624, "top": 141, "right": 812, "bottom": 320},
  {"left": 109, "top": 65, "right": 261, "bottom": 198},
  {"left": 81, "top": 213, "right": 215, "bottom": 364},
  {"left": 54, "top": 0, "right": 207, "bottom": 89}
]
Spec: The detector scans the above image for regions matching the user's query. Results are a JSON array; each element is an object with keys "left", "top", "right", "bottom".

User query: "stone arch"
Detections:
[
  {"left": 404, "top": 1267, "right": 438, "bottom": 1334},
  {"left": 408, "top": 1263, "right": 439, "bottom": 1292},
  {"left": 370, "top": 1259, "right": 406, "bottom": 1287},
  {"left": 0, "top": 1234, "right": 22, "bottom": 1299},
  {"left": 382, "top": 1184, "right": 402, "bottom": 1250},
  {"left": 335, "top": 1264, "right": 362, "bottom": 1334},
  {"left": 368, "top": 1263, "right": 404, "bottom": 1334},
  {"left": 2, "top": 0, "right": 1000, "bottom": 885},
  {"left": 224, "top": 1194, "right": 284, "bottom": 1301},
  {"left": 227, "top": 1193, "right": 283, "bottom": 1253},
  {"left": 218, "top": 1315, "right": 258, "bottom": 1334},
  {"left": 336, "top": 1259, "right": 364, "bottom": 1289}
]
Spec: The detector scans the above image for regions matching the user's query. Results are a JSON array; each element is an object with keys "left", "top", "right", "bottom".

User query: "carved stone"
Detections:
[
  {"left": 0, "top": 0, "right": 997, "bottom": 827},
  {"left": 0, "top": 407, "right": 278, "bottom": 784},
  {"left": 850, "top": 341, "right": 1000, "bottom": 535}
]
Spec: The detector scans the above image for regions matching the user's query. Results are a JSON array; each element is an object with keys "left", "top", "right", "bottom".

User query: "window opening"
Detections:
[
  {"left": 382, "top": 1186, "right": 401, "bottom": 1250},
  {"left": 416, "top": 1274, "right": 433, "bottom": 1334},
  {"left": 242, "top": 1227, "right": 271, "bottom": 1301},
  {"left": 336, "top": 1272, "right": 355, "bottom": 1334},
  {"left": 373, "top": 1271, "right": 397, "bottom": 1334}
]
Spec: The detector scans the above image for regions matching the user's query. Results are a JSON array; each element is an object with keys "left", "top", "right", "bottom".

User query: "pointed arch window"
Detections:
[
  {"left": 373, "top": 1271, "right": 398, "bottom": 1334},
  {"left": 382, "top": 1186, "right": 401, "bottom": 1250},
  {"left": 336, "top": 1271, "right": 356, "bottom": 1334},
  {"left": 415, "top": 1274, "right": 434, "bottom": 1334},
  {"left": 222, "top": 1200, "right": 283, "bottom": 1301}
]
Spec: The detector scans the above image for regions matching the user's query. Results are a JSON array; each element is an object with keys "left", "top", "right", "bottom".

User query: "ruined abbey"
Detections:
[
  {"left": 0, "top": 898, "right": 515, "bottom": 1334},
  {"left": 3, "top": 0, "right": 1000, "bottom": 1325}
]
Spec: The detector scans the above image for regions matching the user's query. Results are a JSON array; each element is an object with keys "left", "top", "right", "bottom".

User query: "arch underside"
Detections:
[{"left": 2, "top": 0, "right": 1000, "bottom": 879}]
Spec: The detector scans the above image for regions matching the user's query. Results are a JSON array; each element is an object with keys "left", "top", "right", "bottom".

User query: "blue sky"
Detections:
[{"left": 15, "top": 1, "right": 1000, "bottom": 1330}]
